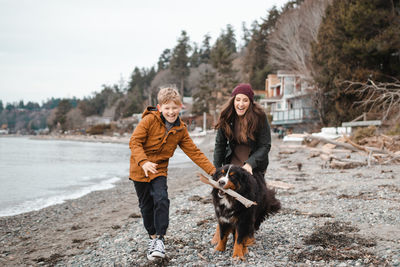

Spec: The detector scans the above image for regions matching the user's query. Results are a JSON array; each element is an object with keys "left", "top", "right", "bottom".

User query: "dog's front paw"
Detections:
[
  {"left": 214, "top": 242, "right": 226, "bottom": 251},
  {"left": 211, "top": 225, "right": 220, "bottom": 245},
  {"left": 232, "top": 243, "right": 246, "bottom": 260}
]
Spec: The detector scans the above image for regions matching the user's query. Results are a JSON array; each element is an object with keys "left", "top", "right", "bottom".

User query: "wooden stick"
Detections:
[{"left": 197, "top": 173, "right": 257, "bottom": 208}]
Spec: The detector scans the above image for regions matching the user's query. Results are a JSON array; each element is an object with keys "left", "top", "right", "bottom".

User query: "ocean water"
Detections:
[{"left": 0, "top": 137, "right": 191, "bottom": 217}]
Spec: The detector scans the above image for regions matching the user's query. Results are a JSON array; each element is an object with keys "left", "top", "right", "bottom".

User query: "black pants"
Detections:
[{"left": 133, "top": 176, "right": 169, "bottom": 236}]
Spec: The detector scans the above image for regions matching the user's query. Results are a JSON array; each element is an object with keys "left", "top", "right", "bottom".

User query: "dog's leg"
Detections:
[
  {"left": 214, "top": 224, "right": 231, "bottom": 252},
  {"left": 244, "top": 236, "right": 255, "bottom": 247},
  {"left": 233, "top": 217, "right": 255, "bottom": 260},
  {"left": 232, "top": 231, "right": 246, "bottom": 260},
  {"left": 211, "top": 224, "right": 219, "bottom": 245},
  {"left": 242, "top": 236, "right": 255, "bottom": 255}
]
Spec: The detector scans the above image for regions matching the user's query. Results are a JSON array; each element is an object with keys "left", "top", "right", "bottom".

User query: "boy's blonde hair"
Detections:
[{"left": 157, "top": 86, "right": 182, "bottom": 105}]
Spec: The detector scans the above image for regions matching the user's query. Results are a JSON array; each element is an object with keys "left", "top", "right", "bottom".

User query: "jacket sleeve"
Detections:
[
  {"left": 179, "top": 128, "right": 216, "bottom": 175},
  {"left": 245, "top": 118, "right": 271, "bottom": 169},
  {"left": 213, "top": 128, "right": 227, "bottom": 168},
  {"left": 129, "top": 115, "right": 151, "bottom": 166}
]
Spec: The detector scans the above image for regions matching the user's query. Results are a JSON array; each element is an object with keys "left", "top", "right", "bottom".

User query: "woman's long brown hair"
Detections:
[{"left": 215, "top": 96, "right": 267, "bottom": 143}]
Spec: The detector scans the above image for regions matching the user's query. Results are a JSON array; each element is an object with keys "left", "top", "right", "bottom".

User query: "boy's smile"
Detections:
[{"left": 157, "top": 101, "right": 182, "bottom": 123}]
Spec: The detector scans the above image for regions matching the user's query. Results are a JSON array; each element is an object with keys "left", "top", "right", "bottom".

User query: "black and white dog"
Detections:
[{"left": 210, "top": 165, "right": 281, "bottom": 259}]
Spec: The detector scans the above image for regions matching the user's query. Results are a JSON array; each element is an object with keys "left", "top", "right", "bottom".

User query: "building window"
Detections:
[{"left": 284, "top": 77, "right": 294, "bottom": 95}]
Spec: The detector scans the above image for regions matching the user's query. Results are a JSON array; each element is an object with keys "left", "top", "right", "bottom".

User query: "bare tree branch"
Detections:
[{"left": 344, "top": 78, "right": 400, "bottom": 120}]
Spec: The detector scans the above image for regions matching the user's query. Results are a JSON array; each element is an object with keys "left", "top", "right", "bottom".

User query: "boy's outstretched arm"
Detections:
[{"left": 179, "top": 130, "right": 216, "bottom": 175}]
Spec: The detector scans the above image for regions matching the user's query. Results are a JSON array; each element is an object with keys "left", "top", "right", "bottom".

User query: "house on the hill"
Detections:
[{"left": 257, "top": 70, "right": 319, "bottom": 132}]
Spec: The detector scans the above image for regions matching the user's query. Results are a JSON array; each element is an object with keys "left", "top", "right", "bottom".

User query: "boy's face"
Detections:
[{"left": 157, "top": 101, "right": 182, "bottom": 123}]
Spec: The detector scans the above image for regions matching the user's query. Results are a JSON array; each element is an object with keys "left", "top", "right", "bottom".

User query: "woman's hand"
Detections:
[
  {"left": 142, "top": 161, "right": 158, "bottom": 177},
  {"left": 242, "top": 163, "right": 253, "bottom": 175}
]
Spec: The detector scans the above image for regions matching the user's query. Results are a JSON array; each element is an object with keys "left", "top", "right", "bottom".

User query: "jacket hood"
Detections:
[{"left": 142, "top": 106, "right": 162, "bottom": 121}]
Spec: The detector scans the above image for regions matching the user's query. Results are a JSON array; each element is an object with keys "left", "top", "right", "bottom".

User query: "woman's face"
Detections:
[{"left": 234, "top": 94, "right": 250, "bottom": 116}]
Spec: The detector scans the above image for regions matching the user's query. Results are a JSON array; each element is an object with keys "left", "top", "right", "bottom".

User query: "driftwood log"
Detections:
[
  {"left": 305, "top": 134, "right": 361, "bottom": 152},
  {"left": 306, "top": 133, "right": 399, "bottom": 166},
  {"left": 197, "top": 173, "right": 257, "bottom": 208}
]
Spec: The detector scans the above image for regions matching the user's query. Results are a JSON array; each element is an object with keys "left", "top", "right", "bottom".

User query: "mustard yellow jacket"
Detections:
[{"left": 129, "top": 107, "right": 215, "bottom": 182}]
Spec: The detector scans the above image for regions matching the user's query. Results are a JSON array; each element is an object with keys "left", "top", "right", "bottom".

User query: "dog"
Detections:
[{"left": 210, "top": 165, "right": 281, "bottom": 260}]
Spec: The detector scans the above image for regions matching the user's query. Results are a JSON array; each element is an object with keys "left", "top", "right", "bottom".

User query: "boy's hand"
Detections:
[
  {"left": 242, "top": 163, "right": 253, "bottom": 175},
  {"left": 142, "top": 161, "right": 158, "bottom": 177}
]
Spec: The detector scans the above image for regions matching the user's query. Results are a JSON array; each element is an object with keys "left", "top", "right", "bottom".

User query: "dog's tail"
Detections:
[{"left": 267, "top": 188, "right": 281, "bottom": 214}]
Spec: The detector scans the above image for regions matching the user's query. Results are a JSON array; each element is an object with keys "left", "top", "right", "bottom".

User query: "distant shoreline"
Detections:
[
  {"left": 31, "top": 134, "right": 131, "bottom": 144},
  {"left": 2, "top": 131, "right": 211, "bottom": 145}
]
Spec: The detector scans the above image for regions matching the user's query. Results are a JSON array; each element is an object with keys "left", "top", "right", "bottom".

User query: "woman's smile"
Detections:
[{"left": 234, "top": 94, "right": 250, "bottom": 116}]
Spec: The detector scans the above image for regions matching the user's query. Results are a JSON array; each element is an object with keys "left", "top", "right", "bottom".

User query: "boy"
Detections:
[{"left": 129, "top": 86, "right": 215, "bottom": 260}]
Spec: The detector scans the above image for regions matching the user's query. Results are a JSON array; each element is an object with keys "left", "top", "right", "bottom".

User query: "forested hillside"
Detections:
[{"left": 1, "top": 0, "right": 399, "bottom": 134}]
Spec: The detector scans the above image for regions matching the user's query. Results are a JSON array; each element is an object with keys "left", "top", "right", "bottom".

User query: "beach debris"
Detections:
[
  {"left": 297, "top": 162, "right": 302, "bottom": 171},
  {"left": 128, "top": 213, "right": 141, "bottom": 218},
  {"left": 197, "top": 173, "right": 257, "bottom": 208},
  {"left": 302, "top": 133, "right": 400, "bottom": 168},
  {"left": 267, "top": 180, "right": 295, "bottom": 190}
]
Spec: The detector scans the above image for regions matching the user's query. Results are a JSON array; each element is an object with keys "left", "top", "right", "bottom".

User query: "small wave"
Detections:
[{"left": 0, "top": 176, "right": 121, "bottom": 217}]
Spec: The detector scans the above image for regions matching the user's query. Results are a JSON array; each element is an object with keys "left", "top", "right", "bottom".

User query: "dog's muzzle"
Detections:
[{"left": 217, "top": 176, "right": 229, "bottom": 198}]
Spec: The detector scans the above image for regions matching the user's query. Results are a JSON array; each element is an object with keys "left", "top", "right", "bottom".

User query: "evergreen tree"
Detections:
[
  {"left": 42, "top": 98, "right": 61, "bottom": 110},
  {"left": 190, "top": 43, "right": 201, "bottom": 68},
  {"left": 0, "top": 100, "right": 3, "bottom": 113},
  {"left": 157, "top": 49, "right": 171, "bottom": 71},
  {"left": 54, "top": 99, "right": 72, "bottom": 131},
  {"left": 6, "top": 103, "right": 15, "bottom": 111},
  {"left": 219, "top": 24, "right": 237, "bottom": 54},
  {"left": 312, "top": 0, "right": 400, "bottom": 125},
  {"left": 25, "top": 101, "right": 40, "bottom": 111},
  {"left": 170, "top": 30, "right": 192, "bottom": 96},
  {"left": 241, "top": 22, "right": 251, "bottom": 47},
  {"left": 192, "top": 67, "right": 217, "bottom": 115},
  {"left": 128, "top": 67, "right": 145, "bottom": 96},
  {"left": 242, "top": 6, "right": 280, "bottom": 89},
  {"left": 78, "top": 86, "right": 121, "bottom": 117},
  {"left": 210, "top": 34, "right": 238, "bottom": 113},
  {"left": 200, "top": 34, "right": 212, "bottom": 64},
  {"left": 115, "top": 91, "right": 142, "bottom": 118}
]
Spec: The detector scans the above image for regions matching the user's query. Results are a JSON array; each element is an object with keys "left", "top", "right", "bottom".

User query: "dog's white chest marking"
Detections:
[
  {"left": 218, "top": 216, "right": 232, "bottom": 224},
  {"left": 219, "top": 196, "right": 232, "bottom": 208}
]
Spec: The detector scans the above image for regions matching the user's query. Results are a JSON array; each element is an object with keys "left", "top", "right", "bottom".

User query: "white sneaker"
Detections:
[
  {"left": 151, "top": 237, "right": 165, "bottom": 259},
  {"left": 147, "top": 238, "right": 156, "bottom": 260}
]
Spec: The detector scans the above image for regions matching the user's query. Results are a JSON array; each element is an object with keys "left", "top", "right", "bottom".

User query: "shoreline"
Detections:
[
  {"left": 0, "top": 175, "right": 122, "bottom": 218},
  {"left": 0, "top": 132, "right": 210, "bottom": 219},
  {"left": 1, "top": 135, "right": 400, "bottom": 266},
  {"left": 0, "top": 162, "right": 208, "bottom": 266},
  {"left": 0, "top": 133, "right": 216, "bottom": 266}
]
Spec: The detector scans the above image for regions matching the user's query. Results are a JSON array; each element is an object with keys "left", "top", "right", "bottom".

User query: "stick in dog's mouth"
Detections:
[{"left": 217, "top": 165, "right": 233, "bottom": 198}]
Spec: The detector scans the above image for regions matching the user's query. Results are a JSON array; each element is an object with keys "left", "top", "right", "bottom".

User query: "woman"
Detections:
[{"left": 213, "top": 83, "right": 271, "bottom": 176}]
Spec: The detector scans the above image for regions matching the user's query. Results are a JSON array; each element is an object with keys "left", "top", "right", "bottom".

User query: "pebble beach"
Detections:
[{"left": 1, "top": 133, "right": 399, "bottom": 266}]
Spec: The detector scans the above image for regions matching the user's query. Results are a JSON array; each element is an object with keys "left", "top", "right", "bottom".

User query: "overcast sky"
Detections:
[{"left": 0, "top": 0, "right": 288, "bottom": 104}]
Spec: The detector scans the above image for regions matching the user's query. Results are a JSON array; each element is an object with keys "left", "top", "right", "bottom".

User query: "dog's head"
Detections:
[{"left": 212, "top": 165, "right": 252, "bottom": 198}]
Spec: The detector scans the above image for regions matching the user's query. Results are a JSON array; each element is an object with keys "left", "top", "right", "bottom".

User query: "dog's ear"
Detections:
[
  {"left": 235, "top": 167, "right": 252, "bottom": 186},
  {"left": 212, "top": 167, "right": 224, "bottom": 180}
]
